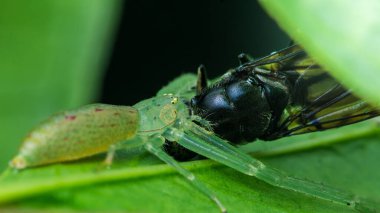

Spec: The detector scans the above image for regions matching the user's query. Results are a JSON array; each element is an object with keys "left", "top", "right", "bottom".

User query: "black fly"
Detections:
[{"left": 190, "top": 44, "right": 380, "bottom": 144}]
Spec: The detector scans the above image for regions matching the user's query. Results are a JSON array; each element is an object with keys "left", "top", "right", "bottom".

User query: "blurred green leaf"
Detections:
[
  {"left": 259, "top": 0, "right": 380, "bottom": 106},
  {"left": 0, "top": 0, "right": 122, "bottom": 169}
]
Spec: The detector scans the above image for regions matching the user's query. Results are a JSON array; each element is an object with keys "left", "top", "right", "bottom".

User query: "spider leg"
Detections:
[
  {"left": 144, "top": 135, "right": 227, "bottom": 213},
  {"left": 163, "top": 121, "right": 373, "bottom": 212},
  {"left": 102, "top": 137, "right": 147, "bottom": 167},
  {"left": 103, "top": 144, "right": 116, "bottom": 167}
]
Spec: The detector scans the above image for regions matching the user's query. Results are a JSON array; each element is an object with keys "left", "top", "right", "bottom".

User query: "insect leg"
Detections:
[
  {"left": 163, "top": 122, "right": 372, "bottom": 212},
  {"left": 287, "top": 40, "right": 295, "bottom": 47},
  {"left": 144, "top": 136, "right": 227, "bottom": 213},
  {"left": 237, "top": 53, "right": 253, "bottom": 64},
  {"left": 196, "top": 64, "right": 208, "bottom": 95}
]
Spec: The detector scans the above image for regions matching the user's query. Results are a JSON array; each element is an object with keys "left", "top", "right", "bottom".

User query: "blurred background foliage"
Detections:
[
  {"left": 0, "top": 0, "right": 123, "bottom": 169},
  {"left": 0, "top": 1, "right": 288, "bottom": 170},
  {"left": 261, "top": 0, "right": 380, "bottom": 106},
  {"left": 2, "top": 1, "right": 380, "bottom": 212}
]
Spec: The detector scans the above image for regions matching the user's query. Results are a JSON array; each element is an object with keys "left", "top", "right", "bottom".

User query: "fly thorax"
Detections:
[{"left": 190, "top": 79, "right": 272, "bottom": 144}]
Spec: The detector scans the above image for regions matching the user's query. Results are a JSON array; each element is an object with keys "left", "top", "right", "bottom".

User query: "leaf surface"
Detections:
[{"left": 260, "top": 0, "right": 380, "bottom": 105}]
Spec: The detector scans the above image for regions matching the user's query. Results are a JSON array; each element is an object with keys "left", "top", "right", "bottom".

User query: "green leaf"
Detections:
[
  {"left": 259, "top": 0, "right": 380, "bottom": 105},
  {"left": 0, "top": 0, "right": 123, "bottom": 169},
  {"left": 1, "top": 121, "right": 380, "bottom": 212},
  {"left": 1, "top": 73, "right": 380, "bottom": 212}
]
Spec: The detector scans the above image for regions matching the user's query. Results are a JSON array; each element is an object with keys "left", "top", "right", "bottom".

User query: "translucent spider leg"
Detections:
[
  {"left": 102, "top": 138, "right": 147, "bottom": 167},
  {"left": 103, "top": 144, "right": 117, "bottom": 167},
  {"left": 144, "top": 136, "right": 227, "bottom": 213},
  {"left": 163, "top": 120, "right": 374, "bottom": 213}
]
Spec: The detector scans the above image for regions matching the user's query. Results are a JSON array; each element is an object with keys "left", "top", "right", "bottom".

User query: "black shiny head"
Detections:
[{"left": 190, "top": 75, "right": 272, "bottom": 144}]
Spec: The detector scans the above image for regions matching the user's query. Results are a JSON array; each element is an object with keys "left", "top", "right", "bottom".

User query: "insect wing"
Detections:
[
  {"left": 250, "top": 45, "right": 380, "bottom": 139},
  {"left": 246, "top": 44, "right": 306, "bottom": 71},
  {"left": 278, "top": 68, "right": 379, "bottom": 138},
  {"left": 10, "top": 104, "right": 139, "bottom": 169}
]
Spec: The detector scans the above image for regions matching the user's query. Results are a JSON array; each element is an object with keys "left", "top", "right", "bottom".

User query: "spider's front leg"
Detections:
[
  {"left": 143, "top": 135, "right": 227, "bottom": 213},
  {"left": 163, "top": 120, "right": 374, "bottom": 213}
]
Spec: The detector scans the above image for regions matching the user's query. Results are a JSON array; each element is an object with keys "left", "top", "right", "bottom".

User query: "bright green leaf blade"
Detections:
[
  {"left": 259, "top": 0, "right": 380, "bottom": 105},
  {"left": 0, "top": 0, "right": 122, "bottom": 169},
  {"left": 1, "top": 122, "right": 380, "bottom": 212}
]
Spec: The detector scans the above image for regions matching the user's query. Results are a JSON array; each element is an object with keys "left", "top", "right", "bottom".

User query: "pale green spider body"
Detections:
[
  {"left": 9, "top": 73, "right": 374, "bottom": 212},
  {"left": 10, "top": 93, "right": 187, "bottom": 169},
  {"left": 10, "top": 105, "right": 139, "bottom": 169}
]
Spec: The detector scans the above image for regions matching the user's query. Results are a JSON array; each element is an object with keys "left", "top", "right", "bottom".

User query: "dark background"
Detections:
[{"left": 101, "top": 0, "right": 289, "bottom": 105}]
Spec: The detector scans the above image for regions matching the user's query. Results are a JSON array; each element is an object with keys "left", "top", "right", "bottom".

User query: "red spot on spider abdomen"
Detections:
[
  {"left": 65, "top": 115, "right": 76, "bottom": 121},
  {"left": 95, "top": 108, "right": 104, "bottom": 112}
]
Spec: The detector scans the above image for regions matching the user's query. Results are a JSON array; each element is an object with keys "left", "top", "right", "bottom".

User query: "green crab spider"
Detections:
[{"left": 9, "top": 72, "right": 374, "bottom": 213}]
